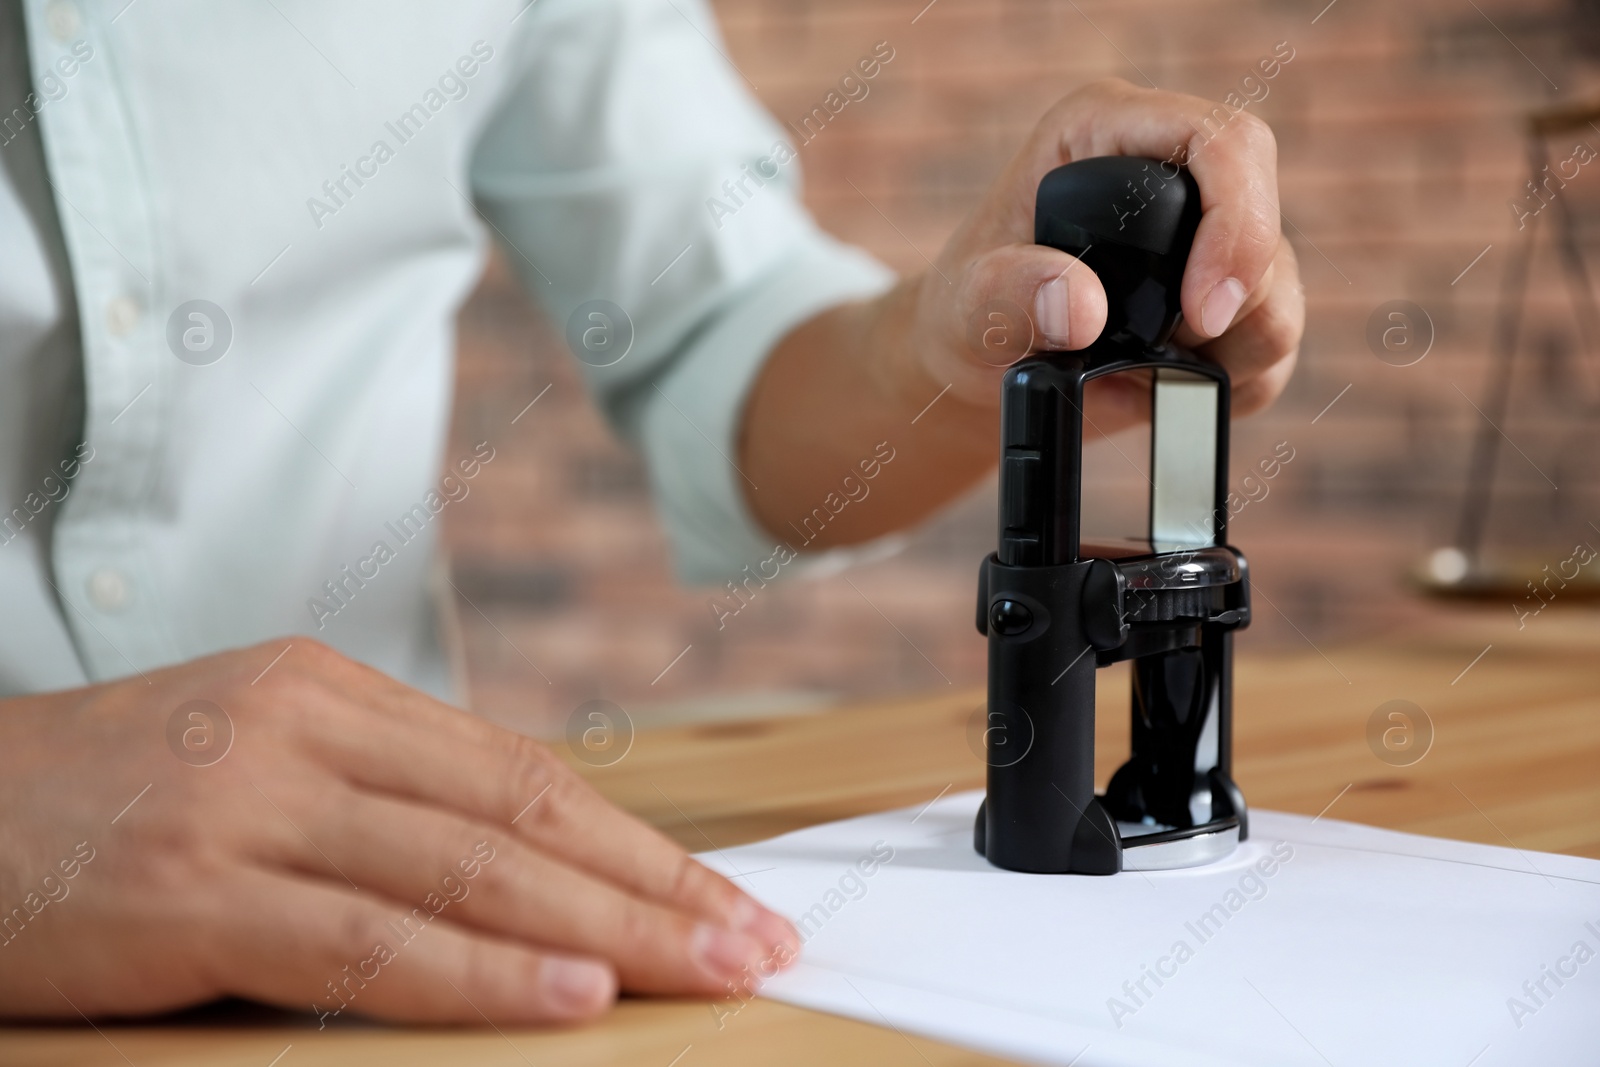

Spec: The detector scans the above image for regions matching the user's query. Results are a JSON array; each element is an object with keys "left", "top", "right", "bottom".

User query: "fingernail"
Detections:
[
  {"left": 1034, "top": 275, "right": 1070, "bottom": 347},
  {"left": 540, "top": 957, "right": 614, "bottom": 1015},
  {"left": 752, "top": 912, "right": 800, "bottom": 958},
  {"left": 692, "top": 922, "right": 765, "bottom": 981},
  {"left": 1200, "top": 277, "right": 1247, "bottom": 338}
]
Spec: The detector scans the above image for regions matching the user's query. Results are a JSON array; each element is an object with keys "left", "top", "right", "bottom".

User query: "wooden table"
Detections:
[{"left": 6, "top": 611, "right": 1598, "bottom": 1065}]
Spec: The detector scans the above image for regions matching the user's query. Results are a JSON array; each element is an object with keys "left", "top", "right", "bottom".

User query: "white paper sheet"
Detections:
[{"left": 698, "top": 790, "right": 1600, "bottom": 1067}]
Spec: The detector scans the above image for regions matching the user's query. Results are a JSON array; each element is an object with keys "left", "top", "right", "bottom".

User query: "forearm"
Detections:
[{"left": 738, "top": 277, "right": 999, "bottom": 550}]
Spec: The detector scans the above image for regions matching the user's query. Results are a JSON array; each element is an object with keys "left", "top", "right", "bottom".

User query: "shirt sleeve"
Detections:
[{"left": 468, "top": 0, "right": 897, "bottom": 584}]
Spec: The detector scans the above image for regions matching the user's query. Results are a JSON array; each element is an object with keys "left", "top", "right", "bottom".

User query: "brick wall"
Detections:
[{"left": 444, "top": 0, "right": 1600, "bottom": 736}]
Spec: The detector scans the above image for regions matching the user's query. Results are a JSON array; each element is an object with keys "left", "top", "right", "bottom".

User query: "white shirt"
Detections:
[{"left": 0, "top": 0, "right": 892, "bottom": 701}]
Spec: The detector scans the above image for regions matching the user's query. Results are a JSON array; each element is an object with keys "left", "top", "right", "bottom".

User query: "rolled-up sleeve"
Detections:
[{"left": 468, "top": 0, "right": 896, "bottom": 584}]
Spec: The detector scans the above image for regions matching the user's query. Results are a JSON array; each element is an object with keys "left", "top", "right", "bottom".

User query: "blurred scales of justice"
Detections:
[{"left": 1416, "top": 97, "right": 1600, "bottom": 603}]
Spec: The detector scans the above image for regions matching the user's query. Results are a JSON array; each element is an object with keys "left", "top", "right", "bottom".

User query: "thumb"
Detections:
[
  {"left": 927, "top": 243, "right": 1109, "bottom": 402},
  {"left": 961, "top": 244, "right": 1107, "bottom": 356}
]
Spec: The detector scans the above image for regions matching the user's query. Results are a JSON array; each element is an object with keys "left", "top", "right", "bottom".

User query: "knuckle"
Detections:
[
  {"left": 1048, "top": 77, "right": 1131, "bottom": 127},
  {"left": 271, "top": 637, "right": 341, "bottom": 682},
  {"left": 331, "top": 904, "right": 392, "bottom": 959},
  {"left": 1277, "top": 233, "right": 1300, "bottom": 265},
  {"left": 454, "top": 935, "right": 511, "bottom": 990},
  {"left": 613, "top": 898, "right": 668, "bottom": 954},
  {"left": 124, "top": 807, "right": 219, "bottom": 888},
  {"left": 959, "top": 247, "right": 1069, "bottom": 313},
  {"left": 294, "top": 636, "right": 340, "bottom": 663},
  {"left": 503, "top": 752, "right": 569, "bottom": 830},
  {"left": 275, "top": 639, "right": 361, "bottom": 691},
  {"left": 1080, "top": 75, "right": 1134, "bottom": 100},
  {"left": 1250, "top": 287, "right": 1305, "bottom": 358},
  {"left": 663, "top": 849, "right": 702, "bottom": 905},
  {"left": 1234, "top": 201, "right": 1281, "bottom": 257},
  {"left": 248, "top": 669, "right": 329, "bottom": 737},
  {"left": 506, "top": 730, "right": 556, "bottom": 765},
  {"left": 467, "top": 841, "right": 514, "bottom": 899},
  {"left": 958, "top": 251, "right": 1009, "bottom": 306},
  {"left": 1232, "top": 109, "right": 1276, "bottom": 148},
  {"left": 1275, "top": 238, "right": 1304, "bottom": 285}
]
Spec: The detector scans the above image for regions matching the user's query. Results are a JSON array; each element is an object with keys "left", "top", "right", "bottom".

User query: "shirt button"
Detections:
[
  {"left": 106, "top": 296, "right": 141, "bottom": 337},
  {"left": 87, "top": 568, "right": 129, "bottom": 612},
  {"left": 44, "top": 0, "right": 81, "bottom": 42}
]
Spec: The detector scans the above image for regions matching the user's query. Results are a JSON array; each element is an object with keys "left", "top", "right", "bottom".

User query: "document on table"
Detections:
[{"left": 697, "top": 790, "right": 1600, "bottom": 1067}]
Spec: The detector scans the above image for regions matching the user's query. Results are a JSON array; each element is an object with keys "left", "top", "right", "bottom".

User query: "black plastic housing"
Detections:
[{"left": 974, "top": 157, "right": 1250, "bottom": 875}]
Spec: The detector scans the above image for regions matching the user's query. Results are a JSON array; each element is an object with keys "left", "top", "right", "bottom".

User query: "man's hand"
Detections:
[
  {"left": 904, "top": 77, "right": 1303, "bottom": 423},
  {"left": 743, "top": 78, "right": 1304, "bottom": 547},
  {"left": 0, "top": 640, "right": 798, "bottom": 1023}
]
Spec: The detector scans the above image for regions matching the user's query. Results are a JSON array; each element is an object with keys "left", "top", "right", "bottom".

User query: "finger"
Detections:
[
  {"left": 1179, "top": 238, "right": 1304, "bottom": 385},
  {"left": 273, "top": 667, "right": 796, "bottom": 956},
  {"left": 1172, "top": 242, "right": 1278, "bottom": 350},
  {"left": 257, "top": 786, "right": 783, "bottom": 996},
  {"left": 953, "top": 243, "right": 1108, "bottom": 356},
  {"left": 925, "top": 243, "right": 1110, "bottom": 405},
  {"left": 1230, "top": 347, "right": 1298, "bottom": 418},
  {"left": 450, "top": 745, "right": 797, "bottom": 958},
  {"left": 1180, "top": 112, "right": 1279, "bottom": 340},
  {"left": 213, "top": 868, "right": 617, "bottom": 1025},
  {"left": 1020, "top": 79, "right": 1282, "bottom": 339}
]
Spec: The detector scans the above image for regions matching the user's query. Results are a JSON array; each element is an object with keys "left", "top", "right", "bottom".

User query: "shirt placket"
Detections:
[{"left": 26, "top": 0, "right": 175, "bottom": 678}]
